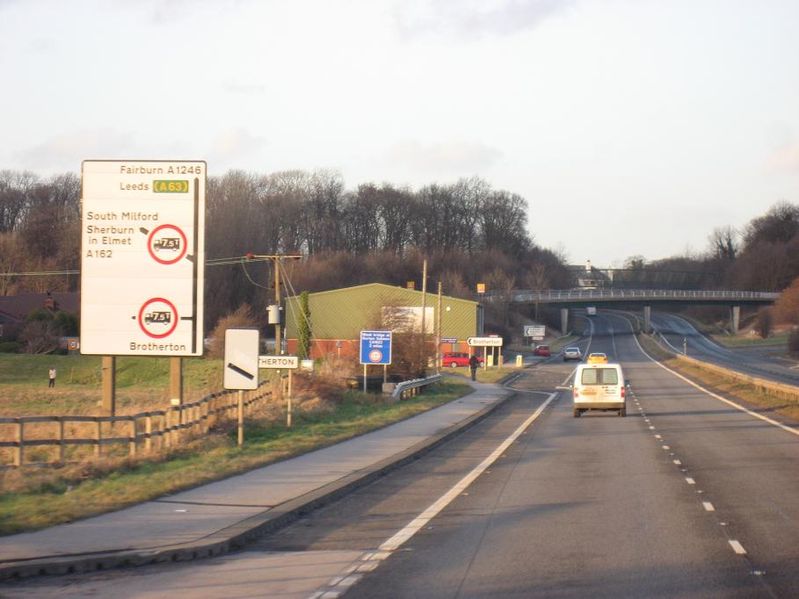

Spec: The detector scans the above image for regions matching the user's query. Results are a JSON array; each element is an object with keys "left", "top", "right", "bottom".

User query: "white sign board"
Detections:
[
  {"left": 259, "top": 355, "right": 300, "bottom": 369},
  {"left": 524, "top": 325, "right": 546, "bottom": 338},
  {"left": 224, "top": 329, "right": 260, "bottom": 390},
  {"left": 80, "top": 160, "right": 205, "bottom": 356},
  {"left": 467, "top": 336, "right": 504, "bottom": 347}
]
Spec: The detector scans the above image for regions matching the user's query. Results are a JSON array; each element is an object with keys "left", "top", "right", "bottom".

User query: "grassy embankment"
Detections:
[
  {"left": 0, "top": 354, "right": 472, "bottom": 535},
  {"left": 637, "top": 334, "right": 799, "bottom": 422},
  {"left": 710, "top": 330, "right": 791, "bottom": 348}
]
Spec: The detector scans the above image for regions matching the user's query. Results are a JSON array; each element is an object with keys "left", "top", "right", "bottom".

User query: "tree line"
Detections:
[{"left": 0, "top": 168, "right": 571, "bottom": 329}]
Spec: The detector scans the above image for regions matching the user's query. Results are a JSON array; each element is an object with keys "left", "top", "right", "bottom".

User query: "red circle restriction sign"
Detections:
[
  {"left": 138, "top": 297, "right": 179, "bottom": 338},
  {"left": 147, "top": 224, "right": 188, "bottom": 265},
  {"left": 368, "top": 349, "right": 383, "bottom": 363}
]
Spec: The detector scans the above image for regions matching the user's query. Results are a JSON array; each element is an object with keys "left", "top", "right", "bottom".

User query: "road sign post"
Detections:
[
  {"left": 259, "top": 354, "right": 300, "bottom": 426},
  {"left": 467, "top": 336, "right": 504, "bottom": 369},
  {"left": 80, "top": 160, "right": 205, "bottom": 357},
  {"left": 224, "top": 329, "right": 260, "bottom": 446},
  {"left": 359, "top": 331, "right": 392, "bottom": 393}
]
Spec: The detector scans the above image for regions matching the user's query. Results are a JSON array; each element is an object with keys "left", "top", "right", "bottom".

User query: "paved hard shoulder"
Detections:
[{"left": 0, "top": 381, "right": 511, "bottom": 575}]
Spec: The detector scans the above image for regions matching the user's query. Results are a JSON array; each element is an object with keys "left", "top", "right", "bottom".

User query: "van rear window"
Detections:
[{"left": 580, "top": 368, "right": 619, "bottom": 385}]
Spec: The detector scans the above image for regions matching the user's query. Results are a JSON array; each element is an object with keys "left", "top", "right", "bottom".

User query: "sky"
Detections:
[{"left": 1, "top": 0, "right": 797, "bottom": 266}]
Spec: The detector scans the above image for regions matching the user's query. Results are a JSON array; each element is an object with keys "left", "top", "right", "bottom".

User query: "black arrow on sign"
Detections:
[{"left": 227, "top": 362, "right": 254, "bottom": 380}]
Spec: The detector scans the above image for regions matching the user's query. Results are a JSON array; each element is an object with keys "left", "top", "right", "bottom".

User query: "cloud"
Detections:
[
  {"left": 766, "top": 145, "right": 799, "bottom": 175},
  {"left": 394, "top": 0, "right": 576, "bottom": 40},
  {"left": 384, "top": 139, "right": 502, "bottom": 175},
  {"left": 223, "top": 82, "right": 266, "bottom": 95},
  {"left": 207, "top": 128, "right": 267, "bottom": 167},
  {"left": 14, "top": 130, "right": 139, "bottom": 173}
]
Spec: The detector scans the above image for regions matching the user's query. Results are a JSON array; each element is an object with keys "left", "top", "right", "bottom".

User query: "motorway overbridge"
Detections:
[{"left": 494, "top": 288, "right": 780, "bottom": 334}]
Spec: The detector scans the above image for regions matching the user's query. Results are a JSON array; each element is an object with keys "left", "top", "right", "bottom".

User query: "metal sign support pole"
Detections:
[
  {"left": 237, "top": 390, "right": 244, "bottom": 447},
  {"left": 363, "top": 364, "right": 367, "bottom": 393},
  {"left": 287, "top": 370, "right": 293, "bottom": 427},
  {"left": 102, "top": 356, "right": 116, "bottom": 416},
  {"left": 170, "top": 357, "right": 183, "bottom": 406}
]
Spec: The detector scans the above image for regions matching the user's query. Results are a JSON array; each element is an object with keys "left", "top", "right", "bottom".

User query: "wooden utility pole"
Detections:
[
  {"left": 420, "top": 259, "right": 428, "bottom": 370},
  {"left": 436, "top": 281, "right": 442, "bottom": 374},
  {"left": 245, "top": 253, "right": 302, "bottom": 355},
  {"left": 274, "top": 256, "right": 282, "bottom": 355}
]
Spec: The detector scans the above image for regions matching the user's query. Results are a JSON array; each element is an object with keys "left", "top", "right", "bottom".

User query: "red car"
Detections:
[
  {"left": 442, "top": 352, "right": 483, "bottom": 368},
  {"left": 533, "top": 344, "right": 551, "bottom": 357}
]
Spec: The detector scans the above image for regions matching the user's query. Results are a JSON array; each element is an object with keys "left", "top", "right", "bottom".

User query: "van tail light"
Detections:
[{"left": 621, "top": 386, "right": 626, "bottom": 399}]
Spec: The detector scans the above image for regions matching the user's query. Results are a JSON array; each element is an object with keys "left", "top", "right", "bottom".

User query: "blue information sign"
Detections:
[{"left": 360, "top": 330, "right": 392, "bottom": 365}]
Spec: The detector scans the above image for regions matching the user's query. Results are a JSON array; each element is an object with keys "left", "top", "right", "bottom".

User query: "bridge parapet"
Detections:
[{"left": 503, "top": 289, "right": 779, "bottom": 305}]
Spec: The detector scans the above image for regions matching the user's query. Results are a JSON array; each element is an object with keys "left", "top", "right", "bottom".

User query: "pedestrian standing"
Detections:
[
  {"left": 468, "top": 354, "right": 479, "bottom": 381},
  {"left": 48, "top": 367, "right": 56, "bottom": 388}
]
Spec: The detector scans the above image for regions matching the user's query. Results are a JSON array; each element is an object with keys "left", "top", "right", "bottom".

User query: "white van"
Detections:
[{"left": 572, "top": 362, "right": 627, "bottom": 417}]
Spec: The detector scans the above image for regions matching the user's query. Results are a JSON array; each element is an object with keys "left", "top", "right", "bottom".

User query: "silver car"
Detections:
[{"left": 563, "top": 347, "right": 582, "bottom": 361}]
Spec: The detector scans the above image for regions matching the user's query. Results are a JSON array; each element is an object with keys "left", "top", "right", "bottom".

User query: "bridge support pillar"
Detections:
[
  {"left": 643, "top": 305, "right": 651, "bottom": 333},
  {"left": 730, "top": 305, "right": 740, "bottom": 333},
  {"left": 560, "top": 308, "right": 569, "bottom": 335}
]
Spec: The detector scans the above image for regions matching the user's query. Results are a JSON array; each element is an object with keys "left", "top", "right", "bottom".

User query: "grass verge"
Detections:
[
  {"left": 709, "top": 331, "right": 790, "bottom": 348},
  {"left": 637, "top": 334, "right": 799, "bottom": 423},
  {"left": 0, "top": 381, "right": 470, "bottom": 536},
  {"left": 444, "top": 366, "right": 521, "bottom": 384}
]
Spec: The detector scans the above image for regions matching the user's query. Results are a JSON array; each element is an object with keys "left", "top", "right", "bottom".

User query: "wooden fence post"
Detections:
[
  {"left": 15, "top": 420, "right": 24, "bottom": 466},
  {"left": 95, "top": 420, "right": 102, "bottom": 458},
  {"left": 129, "top": 418, "right": 136, "bottom": 457},
  {"left": 59, "top": 419, "right": 65, "bottom": 463},
  {"left": 145, "top": 415, "right": 152, "bottom": 452}
]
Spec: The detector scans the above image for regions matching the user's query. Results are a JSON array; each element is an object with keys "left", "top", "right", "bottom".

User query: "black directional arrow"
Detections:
[{"left": 226, "top": 362, "right": 254, "bottom": 380}]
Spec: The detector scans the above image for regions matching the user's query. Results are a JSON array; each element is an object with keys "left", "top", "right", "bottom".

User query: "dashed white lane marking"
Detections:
[
  {"left": 311, "top": 392, "right": 558, "bottom": 598},
  {"left": 729, "top": 540, "right": 747, "bottom": 555},
  {"left": 655, "top": 434, "right": 662, "bottom": 439},
  {"left": 673, "top": 459, "right": 682, "bottom": 465},
  {"left": 662, "top": 445, "right": 670, "bottom": 450},
  {"left": 685, "top": 477, "right": 696, "bottom": 485}
]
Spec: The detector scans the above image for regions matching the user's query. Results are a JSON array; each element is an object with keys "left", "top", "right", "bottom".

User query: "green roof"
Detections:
[{"left": 285, "top": 283, "right": 479, "bottom": 340}]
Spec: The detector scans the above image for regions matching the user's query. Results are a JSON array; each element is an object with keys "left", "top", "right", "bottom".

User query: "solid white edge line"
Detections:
[
  {"left": 631, "top": 327, "right": 799, "bottom": 438},
  {"left": 314, "top": 390, "right": 559, "bottom": 598},
  {"left": 378, "top": 392, "right": 558, "bottom": 553}
]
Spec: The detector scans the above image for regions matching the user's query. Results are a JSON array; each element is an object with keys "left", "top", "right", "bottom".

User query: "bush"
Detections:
[
  {"left": 207, "top": 304, "right": 259, "bottom": 359},
  {"left": 0, "top": 341, "right": 21, "bottom": 353},
  {"left": 789, "top": 329, "right": 799, "bottom": 355},
  {"left": 755, "top": 308, "right": 773, "bottom": 339}
]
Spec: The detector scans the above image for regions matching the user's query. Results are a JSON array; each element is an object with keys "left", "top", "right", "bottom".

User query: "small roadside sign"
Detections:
[
  {"left": 224, "top": 329, "right": 259, "bottom": 390},
  {"left": 524, "top": 325, "right": 546, "bottom": 338},
  {"left": 441, "top": 337, "right": 458, "bottom": 344},
  {"left": 259, "top": 355, "right": 299, "bottom": 369},
  {"left": 467, "top": 336, "right": 503, "bottom": 347},
  {"left": 360, "top": 330, "right": 392, "bottom": 365}
]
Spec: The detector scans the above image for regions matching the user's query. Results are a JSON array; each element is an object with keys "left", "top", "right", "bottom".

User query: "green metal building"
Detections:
[{"left": 284, "top": 283, "right": 482, "bottom": 359}]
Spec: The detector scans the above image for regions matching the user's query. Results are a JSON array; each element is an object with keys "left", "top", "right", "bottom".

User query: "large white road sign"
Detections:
[{"left": 80, "top": 160, "right": 205, "bottom": 356}]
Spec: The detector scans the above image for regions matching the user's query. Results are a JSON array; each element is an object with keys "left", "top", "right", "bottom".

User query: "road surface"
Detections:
[{"left": 4, "top": 313, "right": 798, "bottom": 597}]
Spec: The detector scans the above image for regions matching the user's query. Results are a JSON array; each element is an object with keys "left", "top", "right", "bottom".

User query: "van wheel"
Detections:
[
  {"left": 620, "top": 407, "right": 626, "bottom": 417},
  {"left": 573, "top": 409, "right": 581, "bottom": 418}
]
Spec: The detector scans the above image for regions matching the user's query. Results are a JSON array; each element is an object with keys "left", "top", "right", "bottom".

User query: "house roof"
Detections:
[{"left": 0, "top": 292, "right": 80, "bottom": 322}]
